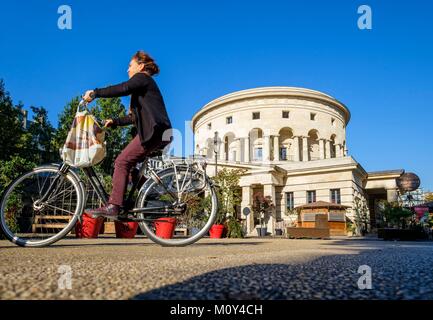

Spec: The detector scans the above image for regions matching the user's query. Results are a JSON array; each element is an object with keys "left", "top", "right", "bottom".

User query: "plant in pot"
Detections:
[
  {"left": 209, "top": 206, "right": 227, "bottom": 238},
  {"left": 378, "top": 200, "right": 426, "bottom": 240},
  {"left": 225, "top": 215, "right": 245, "bottom": 238},
  {"left": 274, "top": 219, "right": 284, "bottom": 236},
  {"left": 252, "top": 193, "right": 274, "bottom": 237},
  {"left": 209, "top": 168, "right": 245, "bottom": 238},
  {"left": 151, "top": 194, "right": 177, "bottom": 239},
  {"left": 186, "top": 194, "right": 211, "bottom": 236}
]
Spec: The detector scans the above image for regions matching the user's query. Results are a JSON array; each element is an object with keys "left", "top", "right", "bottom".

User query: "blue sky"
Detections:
[{"left": 0, "top": 0, "right": 432, "bottom": 191}]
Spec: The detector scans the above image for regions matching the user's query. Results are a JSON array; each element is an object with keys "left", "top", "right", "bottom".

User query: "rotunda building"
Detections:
[{"left": 191, "top": 87, "right": 410, "bottom": 236}]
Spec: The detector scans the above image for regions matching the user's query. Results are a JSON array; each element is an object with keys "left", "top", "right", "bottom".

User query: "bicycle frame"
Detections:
[{"left": 37, "top": 160, "right": 182, "bottom": 222}]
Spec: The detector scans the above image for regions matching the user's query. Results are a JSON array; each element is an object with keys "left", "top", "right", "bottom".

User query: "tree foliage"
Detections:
[
  {"left": 0, "top": 80, "right": 26, "bottom": 161},
  {"left": 0, "top": 156, "right": 36, "bottom": 191},
  {"left": 379, "top": 200, "right": 414, "bottom": 229},
  {"left": 25, "top": 106, "right": 56, "bottom": 163}
]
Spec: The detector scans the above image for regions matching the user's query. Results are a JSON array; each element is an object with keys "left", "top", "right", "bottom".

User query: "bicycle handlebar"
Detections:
[{"left": 77, "top": 98, "right": 108, "bottom": 130}]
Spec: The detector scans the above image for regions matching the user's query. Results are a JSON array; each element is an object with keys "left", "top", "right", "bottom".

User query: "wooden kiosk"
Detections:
[{"left": 286, "top": 201, "right": 349, "bottom": 238}]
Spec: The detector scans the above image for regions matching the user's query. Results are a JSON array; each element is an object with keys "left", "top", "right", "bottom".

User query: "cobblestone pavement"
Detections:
[{"left": 1, "top": 236, "right": 433, "bottom": 300}]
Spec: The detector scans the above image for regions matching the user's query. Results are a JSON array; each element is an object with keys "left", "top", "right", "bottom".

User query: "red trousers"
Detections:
[{"left": 108, "top": 135, "right": 150, "bottom": 206}]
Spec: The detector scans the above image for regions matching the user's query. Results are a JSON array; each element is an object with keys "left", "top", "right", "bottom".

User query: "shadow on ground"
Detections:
[{"left": 132, "top": 242, "right": 433, "bottom": 300}]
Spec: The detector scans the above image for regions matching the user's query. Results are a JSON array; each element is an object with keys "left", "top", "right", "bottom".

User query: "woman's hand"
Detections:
[
  {"left": 83, "top": 90, "right": 95, "bottom": 102},
  {"left": 104, "top": 119, "right": 114, "bottom": 128}
]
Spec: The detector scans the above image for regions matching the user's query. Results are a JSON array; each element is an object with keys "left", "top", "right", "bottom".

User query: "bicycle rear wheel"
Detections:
[
  {"left": 0, "top": 164, "right": 84, "bottom": 247},
  {"left": 137, "top": 165, "right": 217, "bottom": 246}
]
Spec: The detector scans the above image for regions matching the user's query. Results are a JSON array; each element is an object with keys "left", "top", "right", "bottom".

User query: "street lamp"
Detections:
[{"left": 213, "top": 131, "right": 220, "bottom": 176}]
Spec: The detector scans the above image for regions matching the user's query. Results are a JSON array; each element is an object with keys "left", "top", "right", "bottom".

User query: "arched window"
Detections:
[
  {"left": 307, "top": 129, "right": 320, "bottom": 161},
  {"left": 278, "top": 127, "right": 294, "bottom": 161},
  {"left": 249, "top": 128, "right": 263, "bottom": 161},
  {"left": 330, "top": 135, "right": 337, "bottom": 158}
]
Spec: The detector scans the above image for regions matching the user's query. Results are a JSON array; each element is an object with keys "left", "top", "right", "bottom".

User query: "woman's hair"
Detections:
[{"left": 132, "top": 51, "right": 160, "bottom": 76}]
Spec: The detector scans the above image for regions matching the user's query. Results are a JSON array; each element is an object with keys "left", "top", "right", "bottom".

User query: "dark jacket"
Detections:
[{"left": 94, "top": 72, "right": 172, "bottom": 149}]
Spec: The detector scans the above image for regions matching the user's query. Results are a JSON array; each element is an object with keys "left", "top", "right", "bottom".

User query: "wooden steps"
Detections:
[{"left": 32, "top": 215, "right": 73, "bottom": 233}]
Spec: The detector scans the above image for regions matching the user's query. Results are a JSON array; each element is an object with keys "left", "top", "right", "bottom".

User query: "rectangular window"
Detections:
[
  {"left": 310, "top": 113, "right": 316, "bottom": 121},
  {"left": 302, "top": 213, "right": 316, "bottom": 221},
  {"left": 331, "top": 118, "right": 335, "bottom": 126},
  {"left": 280, "top": 147, "right": 287, "bottom": 160},
  {"left": 282, "top": 111, "right": 290, "bottom": 119},
  {"left": 330, "top": 189, "right": 341, "bottom": 204},
  {"left": 252, "top": 112, "right": 260, "bottom": 120},
  {"left": 226, "top": 116, "right": 233, "bottom": 124},
  {"left": 286, "top": 192, "right": 294, "bottom": 210},
  {"left": 254, "top": 147, "right": 263, "bottom": 161},
  {"left": 307, "top": 190, "right": 316, "bottom": 204},
  {"left": 329, "top": 212, "right": 345, "bottom": 221}
]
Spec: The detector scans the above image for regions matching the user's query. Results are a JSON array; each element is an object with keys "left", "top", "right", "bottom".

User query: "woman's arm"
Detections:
[
  {"left": 112, "top": 114, "right": 133, "bottom": 127},
  {"left": 93, "top": 73, "right": 149, "bottom": 98}
]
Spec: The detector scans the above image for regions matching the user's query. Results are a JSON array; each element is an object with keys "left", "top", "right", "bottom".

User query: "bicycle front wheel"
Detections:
[
  {"left": 0, "top": 164, "right": 84, "bottom": 247},
  {"left": 137, "top": 165, "right": 218, "bottom": 246}
]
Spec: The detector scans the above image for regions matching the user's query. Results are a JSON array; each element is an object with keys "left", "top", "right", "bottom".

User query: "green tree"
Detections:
[
  {"left": 25, "top": 106, "right": 56, "bottom": 163},
  {"left": 0, "top": 155, "right": 36, "bottom": 239},
  {"left": 379, "top": 201, "right": 414, "bottom": 229},
  {"left": 0, "top": 156, "right": 36, "bottom": 191},
  {"left": 0, "top": 80, "right": 25, "bottom": 161}
]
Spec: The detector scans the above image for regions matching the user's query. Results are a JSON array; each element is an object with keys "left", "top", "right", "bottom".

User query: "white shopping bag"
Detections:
[{"left": 61, "top": 103, "right": 106, "bottom": 168}]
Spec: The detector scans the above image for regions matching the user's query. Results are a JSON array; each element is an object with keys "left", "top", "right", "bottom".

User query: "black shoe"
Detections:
[{"left": 86, "top": 204, "right": 120, "bottom": 219}]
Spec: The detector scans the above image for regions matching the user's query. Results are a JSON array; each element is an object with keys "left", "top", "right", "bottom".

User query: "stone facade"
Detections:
[{"left": 191, "top": 87, "right": 406, "bottom": 236}]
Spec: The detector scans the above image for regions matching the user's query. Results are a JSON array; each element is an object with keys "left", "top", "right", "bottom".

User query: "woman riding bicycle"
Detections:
[{"left": 82, "top": 51, "right": 172, "bottom": 219}]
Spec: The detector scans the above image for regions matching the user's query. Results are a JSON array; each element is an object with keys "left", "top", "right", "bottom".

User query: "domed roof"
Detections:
[{"left": 192, "top": 86, "right": 351, "bottom": 126}]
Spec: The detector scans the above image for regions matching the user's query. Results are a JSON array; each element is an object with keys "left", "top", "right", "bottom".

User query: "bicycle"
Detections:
[{"left": 0, "top": 100, "right": 218, "bottom": 247}]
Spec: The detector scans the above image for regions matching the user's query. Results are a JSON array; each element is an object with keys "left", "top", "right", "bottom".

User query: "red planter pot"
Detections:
[
  {"left": 209, "top": 224, "right": 225, "bottom": 238},
  {"left": 75, "top": 213, "right": 104, "bottom": 238},
  {"left": 114, "top": 221, "right": 139, "bottom": 239},
  {"left": 154, "top": 217, "right": 177, "bottom": 239}
]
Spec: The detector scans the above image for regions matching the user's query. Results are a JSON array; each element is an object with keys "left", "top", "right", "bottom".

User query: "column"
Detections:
[
  {"left": 302, "top": 136, "right": 308, "bottom": 162},
  {"left": 235, "top": 138, "right": 241, "bottom": 162},
  {"left": 341, "top": 144, "right": 346, "bottom": 157},
  {"left": 293, "top": 136, "right": 300, "bottom": 161},
  {"left": 273, "top": 135, "right": 280, "bottom": 161},
  {"left": 387, "top": 188, "right": 398, "bottom": 203},
  {"left": 319, "top": 139, "right": 325, "bottom": 160},
  {"left": 263, "top": 184, "right": 276, "bottom": 235},
  {"left": 243, "top": 136, "right": 250, "bottom": 163},
  {"left": 325, "top": 140, "right": 331, "bottom": 159},
  {"left": 263, "top": 135, "right": 271, "bottom": 162},
  {"left": 336, "top": 144, "right": 342, "bottom": 158},
  {"left": 241, "top": 186, "right": 255, "bottom": 236}
]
